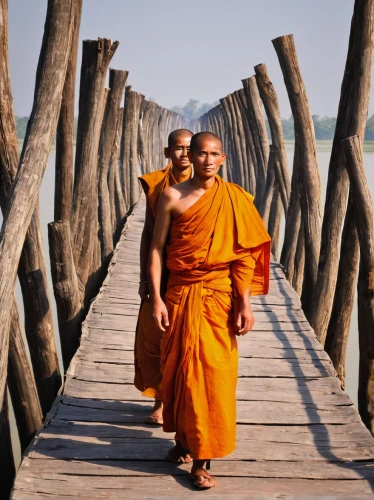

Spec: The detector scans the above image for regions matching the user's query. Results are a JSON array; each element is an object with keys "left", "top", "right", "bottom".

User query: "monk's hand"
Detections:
[
  {"left": 234, "top": 295, "right": 255, "bottom": 336},
  {"left": 152, "top": 297, "right": 170, "bottom": 332},
  {"left": 138, "top": 281, "right": 150, "bottom": 302}
]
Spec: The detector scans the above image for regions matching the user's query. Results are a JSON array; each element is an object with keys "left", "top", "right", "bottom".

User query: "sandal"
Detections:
[{"left": 189, "top": 460, "right": 216, "bottom": 489}]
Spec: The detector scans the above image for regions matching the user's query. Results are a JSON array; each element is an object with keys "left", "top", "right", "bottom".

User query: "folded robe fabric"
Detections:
[
  {"left": 161, "top": 175, "right": 271, "bottom": 459},
  {"left": 134, "top": 163, "right": 188, "bottom": 399}
]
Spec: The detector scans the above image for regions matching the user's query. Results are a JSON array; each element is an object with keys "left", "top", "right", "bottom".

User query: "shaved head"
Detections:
[
  {"left": 190, "top": 132, "right": 223, "bottom": 153},
  {"left": 168, "top": 128, "right": 193, "bottom": 148}
]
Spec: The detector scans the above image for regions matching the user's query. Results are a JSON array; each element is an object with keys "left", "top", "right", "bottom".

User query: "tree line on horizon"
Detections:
[{"left": 14, "top": 99, "right": 374, "bottom": 141}]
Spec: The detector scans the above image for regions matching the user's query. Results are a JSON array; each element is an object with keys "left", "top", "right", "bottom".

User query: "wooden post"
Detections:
[
  {"left": 261, "top": 147, "right": 276, "bottom": 227},
  {"left": 254, "top": 63, "right": 290, "bottom": 211},
  {"left": 86, "top": 88, "right": 110, "bottom": 303},
  {"left": 121, "top": 87, "right": 144, "bottom": 208},
  {"left": 324, "top": 198, "right": 359, "bottom": 388},
  {"left": 237, "top": 89, "right": 257, "bottom": 194},
  {"left": 108, "top": 108, "right": 125, "bottom": 240},
  {"left": 309, "top": 0, "right": 374, "bottom": 344},
  {"left": 242, "top": 76, "right": 269, "bottom": 209},
  {"left": 48, "top": 221, "right": 85, "bottom": 371},
  {"left": 0, "top": 394, "right": 15, "bottom": 500},
  {"left": 280, "top": 141, "right": 302, "bottom": 285},
  {"left": 0, "top": 0, "right": 62, "bottom": 415},
  {"left": 71, "top": 38, "right": 118, "bottom": 287},
  {"left": 55, "top": 0, "right": 82, "bottom": 221},
  {"left": 292, "top": 220, "right": 305, "bottom": 296},
  {"left": 0, "top": 0, "right": 74, "bottom": 481},
  {"left": 268, "top": 187, "right": 283, "bottom": 261},
  {"left": 220, "top": 96, "right": 240, "bottom": 184},
  {"left": 7, "top": 302, "right": 42, "bottom": 452},
  {"left": 342, "top": 135, "right": 374, "bottom": 432},
  {"left": 98, "top": 69, "right": 128, "bottom": 264},
  {"left": 273, "top": 34, "right": 321, "bottom": 319}
]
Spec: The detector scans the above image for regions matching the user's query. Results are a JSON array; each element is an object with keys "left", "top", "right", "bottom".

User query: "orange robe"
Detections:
[
  {"left": 134, "top": 163, "right": 189, "bottom": 399},
  {"left": 161, "top": 176, "right": 271, "bottom": 459}
]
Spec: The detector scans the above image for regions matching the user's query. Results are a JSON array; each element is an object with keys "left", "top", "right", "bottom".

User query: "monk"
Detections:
[
  {"left": 148, "top": 132, "right": 271, "bottom": 489},
  {"left": 134, "top": 129, "right": 193, "bottom": 428}
]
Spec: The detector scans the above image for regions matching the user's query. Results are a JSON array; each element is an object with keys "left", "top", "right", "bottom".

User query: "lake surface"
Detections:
[{"left": 9, "top": 142, "right": 374, "bottom": 467}]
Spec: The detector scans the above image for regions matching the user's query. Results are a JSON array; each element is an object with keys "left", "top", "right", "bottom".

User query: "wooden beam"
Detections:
[
  {"left": 71, "top": 38, "right": 118, "bottom": 287},
  {"left": 342, "top": 135, "right": 374, "bottom": 432},
  {"left": 254, "top": 63, "right": 290, "bottom": 212},
  {"left": 55, "top": 0, "right": 82, "bottom": 221},
  {"left": 98, "top": 69, "right": 128, "bottom": 265},
  {"left": 0, "top": 0, "right": 75, "bottom": 487},
  {"left": 273, "top": 34, "right": 322, "bottom": 319},
  {"left": 310, "top": 0, "right": 374, "bottom": 344}
]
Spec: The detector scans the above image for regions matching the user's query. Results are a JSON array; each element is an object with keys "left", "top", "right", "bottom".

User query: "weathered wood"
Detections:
[
  {"left": 71, "top": 38, "right": 118, "bottom": 286},
  {"left": 48, "top": 221, "right": 85, "bottom": 371},
  {"left": 310, "top": 0, "right": 374, "bottom": 344},
  {"left": 120, "top": 87, "right": 144, "bottom": 208},
  {"left": 325, "top": 197, "right": 359, "bottom": 387},
  {"left": 254, "top": 63, "right": 290, "bottom": 212},
  {"left": 98, "top": 69, "right": 128, "bottom": 264},
  {"left": 11, "top": 476, "right": 374, "bottom": 499},
  {"left": 280, "top": 141, "right": 302, "bottom": 285},
  {"left": 273, "top": 34, "right": 322, "bottom": 319},
  {"left": 268, "top": 184, "right": 282, "bottom": 260},
  {"left": 0, "top": 394, "right": 14, "bottom": 500},
  {"left": 19, "top": 456, "right": 374, "bottom": 480},
  {"left": 0, "top": 0, "right": 74, "bottom": 423},
  {"left": 292, "top": 216, "right": 305, "bottom": 295},
  {"left": 260, "top": 147, "right": 275, "bottom": 226},
  {"left": 7, "top": 302, "right": 42, "bottom": 452},
  {"left": 342, "top": 135, "right": 374, "bottom": 432},
  {"left": 0, "top": 0, "right": 61, "bottom": 416},
  {"left": 242, "top": 76, "right": 269, "bottom": 209},
  {"left": 55, "top": 0, "right": 82, "bottom": 221}
]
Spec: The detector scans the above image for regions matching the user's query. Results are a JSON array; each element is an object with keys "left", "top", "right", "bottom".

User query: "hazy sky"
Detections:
[{"left": 8, "top": 0, "right": 373, "bottom": 118}]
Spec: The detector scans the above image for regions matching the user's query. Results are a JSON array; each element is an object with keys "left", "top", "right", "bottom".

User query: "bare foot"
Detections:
[
  {"left": 189, "top": 460, "right": 216, "bottom": 489},
  {"left": 167, "top": 440, "right": 192, "bottom": 464},
  {"left": 144, "top": 399, "right": 163, "bottom": 425}
]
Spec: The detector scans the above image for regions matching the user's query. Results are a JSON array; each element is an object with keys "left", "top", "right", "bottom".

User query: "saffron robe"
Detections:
[
  {"left": 134, "top": 163, "right": 190, "bottom": 399},
  {"left": 161, "top": 176, "right": 271, "bottom": 459}
]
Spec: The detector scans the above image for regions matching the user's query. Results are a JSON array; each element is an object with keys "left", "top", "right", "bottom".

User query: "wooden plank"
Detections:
[
  {"left": 12, "top": 475, "right": 374, "bottom": 498},
  {"left": 64, "top": 377, "right": 352, "bottom": 405},
  {"left": 19, "top": 456, "right": 374, "bottom": 480},
  {"left": 43, "top": 420, "right": 371, "bottom": 445},
  {"left": 53, "top": 400, "right": 360, "bottom": 425},
  {"left": 70, "top": 357, "right": 335, "bottom": 384},
  {"left": 29, "top": 436, "right": 374, "bottom": 462}
]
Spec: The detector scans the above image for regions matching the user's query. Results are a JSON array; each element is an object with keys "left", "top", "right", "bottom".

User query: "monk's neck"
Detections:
[
  {"left": 191, "top": 175, "right": 216, "bottom": 191},
  {"left": 171, "top": 165, "right": 192, "bottom": 183}
]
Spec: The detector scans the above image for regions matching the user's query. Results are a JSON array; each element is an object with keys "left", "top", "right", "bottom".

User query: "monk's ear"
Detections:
[
  {"left": 164, "top": 147, "right": 169, "bottom": 159},
  {"left": 221, "top": 153, "right": 226, "bottom": 164},
  {"left": 187, "top": 150, "right": 193, "bottom": 162}
]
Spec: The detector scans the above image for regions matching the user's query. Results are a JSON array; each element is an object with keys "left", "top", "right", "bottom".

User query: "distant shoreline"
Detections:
[{"left": 17, "top": 139, "right": 374, "bottom": 154}]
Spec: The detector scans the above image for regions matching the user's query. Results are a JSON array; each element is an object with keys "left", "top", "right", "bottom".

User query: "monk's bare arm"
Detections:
[
  {"left": 148, "top": 189, "right": 175, "bottom": 331},
  {"left": 138, "top": 202, "right": 155, "bottom": 300}
]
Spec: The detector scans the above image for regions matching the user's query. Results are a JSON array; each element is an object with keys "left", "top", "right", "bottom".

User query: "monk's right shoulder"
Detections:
[{"left": 161, "top": 185, "right": 181, "bottom": 202}]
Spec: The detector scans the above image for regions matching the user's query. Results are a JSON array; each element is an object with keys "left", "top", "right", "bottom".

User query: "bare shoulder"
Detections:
[{"left": 162, "top": 180, "right": 193, "bottom": 201}]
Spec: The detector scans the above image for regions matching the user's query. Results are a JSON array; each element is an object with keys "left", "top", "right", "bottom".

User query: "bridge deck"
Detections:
[{"left": 11, "top": 198, "right": 374, "bottom": 498}]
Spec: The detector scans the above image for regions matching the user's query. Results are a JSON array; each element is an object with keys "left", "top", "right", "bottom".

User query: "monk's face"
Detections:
[
  {"left": 164, "top": 134, "right": 192, "bottom": 171},
  {"left": 189, "top": 138, "right": 226, "bottom": 179}
]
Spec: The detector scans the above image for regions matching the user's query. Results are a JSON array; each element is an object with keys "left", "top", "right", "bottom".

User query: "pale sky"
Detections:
[{"left": 8, "top": 0, "right": 373, "bottom": 118}]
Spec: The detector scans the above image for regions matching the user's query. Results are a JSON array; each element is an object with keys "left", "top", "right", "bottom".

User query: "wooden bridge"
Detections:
[{"left": 11, "top": 198, "right": 374, "bottom": 499}]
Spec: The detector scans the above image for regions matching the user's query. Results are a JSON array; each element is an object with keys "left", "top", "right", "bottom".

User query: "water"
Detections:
[{"left": 8, "top": 143, "right": 374, "bottom": 467}]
